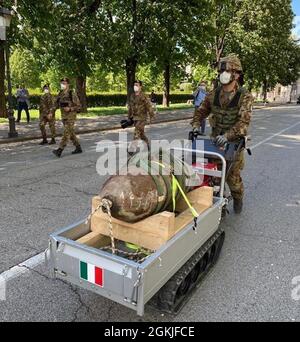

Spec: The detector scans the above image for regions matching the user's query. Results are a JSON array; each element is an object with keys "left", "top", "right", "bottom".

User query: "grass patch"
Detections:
[{"left": 0, "top": 103, "right": 193, "bottom": 124}]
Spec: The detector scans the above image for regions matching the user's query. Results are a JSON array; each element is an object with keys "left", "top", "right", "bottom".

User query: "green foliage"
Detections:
[
  {"left": 3, "top": 0, "right": 300, "bottom": 99},
  {"left": 10, "top": 48, "right": 41, "bottom": 88},
  {"left": 87, "top": 66, "right": 127, "bottom": 92},
  {"left": 213, "top": 0, "right": 300, "bottom": 90},
  {"left": 192, "top": 65, "right": 217, "bottom": 88}
]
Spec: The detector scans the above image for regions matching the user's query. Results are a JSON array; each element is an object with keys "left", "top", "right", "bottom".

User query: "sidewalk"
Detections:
[
  {"left": 0, "top": 109, "right": 194, "bottom": 144},
  {"left": 0, "top": 103, "right": 289, "bottom": 144}
]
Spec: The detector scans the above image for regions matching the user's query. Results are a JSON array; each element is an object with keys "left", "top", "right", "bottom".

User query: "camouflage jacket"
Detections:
[
  {"left": 128, "top": 92, "right": 155, "bottom": 122},
  {"left": 191, "top": 85, "right": 253, "bottom": 141},
  {"left": 54, "top": 90, "right": 81, "bottom": 120},
  {"left": 39, "top": 93, "right": 55, "bottom": 119}
]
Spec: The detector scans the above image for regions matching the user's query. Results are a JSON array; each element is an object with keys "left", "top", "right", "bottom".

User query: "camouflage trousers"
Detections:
[
  {"left": 40, "top": 116, "right": 56, "bottom": 140},
  {"left": 59, "top": 119, "right": 80, "bottom": 149},
  {"left": 133, "top": 120, "right": 149, "bottom": 145},
  {"left": 226, "top": 151, "right": 245, "bottom": 200}
]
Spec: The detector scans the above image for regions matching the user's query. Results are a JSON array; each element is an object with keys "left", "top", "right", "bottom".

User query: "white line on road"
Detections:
[
  {"left": 0, "top": 252, "right": 46, "bottom": 284},
  {"left": 251, "top": 121, "right": 300, "bottom": 150},
  {"left": 0, "top": 118, "right": 300, "bottom": 284}
]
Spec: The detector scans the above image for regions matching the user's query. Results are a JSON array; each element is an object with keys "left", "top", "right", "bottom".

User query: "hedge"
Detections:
[{"left": 6, "top": 93, "right": 194, "bottom": 109}]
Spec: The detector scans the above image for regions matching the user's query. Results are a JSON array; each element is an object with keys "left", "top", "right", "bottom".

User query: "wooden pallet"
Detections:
[{"left": 83, "top": 186, "right": 213, "bottom": 251}]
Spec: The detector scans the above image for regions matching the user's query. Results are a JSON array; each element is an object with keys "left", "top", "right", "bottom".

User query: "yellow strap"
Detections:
[
  {"left": 142, "top": 160, "right": 198, "bottom": 218},
  {"left": 153, "top": 161, "right": 199, "bottom": 218},
  {"left": 172, "top": 175, "right": 199, "bottom": 218},
  {"left": 125, "top": 242, "right": 151, "bottom": 255}
]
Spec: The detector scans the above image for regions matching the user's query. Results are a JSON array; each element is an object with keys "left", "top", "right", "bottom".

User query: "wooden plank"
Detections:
[
  {"left": 176, "top": 186, "right": 213, "bottom": 212},
  {"left": 174, "top": 203, "right": 211, "bottom": 233},
  {"left": 76, "top": 232, "right": 111, "bottom": 248},
  {"left": 90, "top": 187, "right": 213, "bottom": 251},
  {"left": 91, "top": 208, "right": 175, "bottom": 251},
  {"left": 92, "top": 196, "right": 175, "bottom": 239}
]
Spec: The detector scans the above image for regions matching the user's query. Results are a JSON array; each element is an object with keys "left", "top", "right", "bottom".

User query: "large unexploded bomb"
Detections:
[{"left": 99, "top": 151, "right": 201, "bottom": 223}]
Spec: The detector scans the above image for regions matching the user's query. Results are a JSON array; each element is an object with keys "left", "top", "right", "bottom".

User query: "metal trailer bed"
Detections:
[{"left": 48, "top": 148, "right": 227, "bottom": 317}]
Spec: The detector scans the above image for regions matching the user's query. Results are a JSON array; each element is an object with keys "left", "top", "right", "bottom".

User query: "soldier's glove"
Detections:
[
  {"left": 215, "top": 135, "right": 228, "bottom": 147},
  {"left": 120, "top": 118, "right": 134, "bottom": 129},
  {"left": 189, "top": 127, "right": 199, "bottom": 141}
]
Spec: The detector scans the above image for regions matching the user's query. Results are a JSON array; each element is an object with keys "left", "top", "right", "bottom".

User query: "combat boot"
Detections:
[
  {"left": 52, "top": 148, "right": 63, "bottom": 158},
  {"left": 233, "top": 198, "right": 243, "bottom": 214},
  {"left": 72, "top": 145, "right": 83, "bottom": 155},
  {"left": 39, "top": 139, "right": 48, "bottom": 145},
  {"left": 49, "top": 138, "right": 56, "bottom": 145}
]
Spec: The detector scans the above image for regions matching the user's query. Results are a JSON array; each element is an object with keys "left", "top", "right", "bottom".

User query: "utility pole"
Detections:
[
  {"left": 5, "top": 42, "right": 17, "bottom": 137},
  {"left": 0, "top": 5, "right": 18, "bottom": 137},
  {"left": 0, "top": 0, "right": 5, "bottom": 118},
  {"left": 0, "top": 38, "right": 5, "bottom": 117}
]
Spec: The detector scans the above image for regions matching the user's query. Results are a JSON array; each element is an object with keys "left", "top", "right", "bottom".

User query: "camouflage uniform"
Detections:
[
  {"left": 128, "top": 92, "right": 155, "bottom": 145},
  {"left": 55, "top": 90, "right": 81, "bottom": 149},
  {"left": 39, "top": 93, "right": 56, "bottom": 140},
  {"left": 191, "top": 84, "right": 253, "bottom": 200}
]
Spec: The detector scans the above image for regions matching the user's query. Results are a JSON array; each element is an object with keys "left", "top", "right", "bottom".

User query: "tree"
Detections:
[
  {"left": 192, "top": 64, "right": 217, "bottom": 89},
  {"left": 10, "top": 47, "right": 41, "bottom": 88},
  {"left": 226, "top": 0, "right": 297, "bottom": 98},
  {"left": 13, "top": 0, "right": 103, "bottom": 112},
  {"left": 94, "top": 0, "right": 157, "bottom": 103},
  {"left": 208, "top": 0, "right": 299, "bottom": 96},
  {"left": 147, "top": 0, "right": 213, "bottom": 106}
]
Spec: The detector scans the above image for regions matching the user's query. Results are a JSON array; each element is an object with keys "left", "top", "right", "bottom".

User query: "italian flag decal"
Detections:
[{"left": 80, "top": 261, "right": 104, "bottom": 287}]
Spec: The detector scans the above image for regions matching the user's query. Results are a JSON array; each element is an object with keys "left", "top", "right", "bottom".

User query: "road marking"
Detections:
[
  {"left": 0, "top": 252, "right": 45, "bottom": 284},
  {"left": 0, "top": 117, "right": 300, "bottom": 283},
  {"left": 251, "top": 121, "right": 300, "bottom": 150}
]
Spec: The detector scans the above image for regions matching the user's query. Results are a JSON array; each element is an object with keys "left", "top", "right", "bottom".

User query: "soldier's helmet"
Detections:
[{"left": 219, "top": 54, "right": 243, "bottom": 72}]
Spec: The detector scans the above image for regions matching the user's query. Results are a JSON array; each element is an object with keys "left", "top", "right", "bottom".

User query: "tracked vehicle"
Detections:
[{"left": 48, "top": 136, "right": 245, "bottom": 316}]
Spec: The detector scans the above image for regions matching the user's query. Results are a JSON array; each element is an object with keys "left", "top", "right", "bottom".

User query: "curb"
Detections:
[
  {"left": 0, "top": 116, "right": 194, "bottom": 145},
  {"left": 0, "top": 105, "right": 282, "bottom": 145}
]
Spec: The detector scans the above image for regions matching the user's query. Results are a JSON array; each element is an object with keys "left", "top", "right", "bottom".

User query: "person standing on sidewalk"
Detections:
[
  {"left": 193, "top": 81, "right": 207, "bottom": 135},
  {"left": 52, "top": 78, "right": 82, "bottom": 158},
  {"left": 16, "top": 84, "right": 30, "bottom": 123},
  {"left": 128, "top": 80, "right": 155, "bottom": 146},
  {"left": 39, "top": 85, "right": 56, "bottom": 145}
]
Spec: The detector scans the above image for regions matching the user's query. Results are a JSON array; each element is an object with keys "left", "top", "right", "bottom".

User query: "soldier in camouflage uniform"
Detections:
[
  {"left": 191, "top": 54, "right": 253, "bottom": 213},
  {"left": 53, "top": 78, "right": 83, "bottom": 158},
  {"left": 39, "top": 85, "right": 56, "bottom": 145},
  {"left": 128, "top": 80, "right": 155, "bottom": 145}
]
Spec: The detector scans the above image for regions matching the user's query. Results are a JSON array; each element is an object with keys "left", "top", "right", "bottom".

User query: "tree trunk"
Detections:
[
  {"left": 125, "top": 57, "right": 137, "bottom": 104},
  {"left": 76, "top": 75, "right": 87, "bottom": 113},
  {"left": 163, "top": 62, "right": 171, "bottom": 107},
  {"left": 262, "top": 79, "right": 268, "bottom": 102},
  {"left": 0, "top": 42, "right": 6, "bottom": 118}
]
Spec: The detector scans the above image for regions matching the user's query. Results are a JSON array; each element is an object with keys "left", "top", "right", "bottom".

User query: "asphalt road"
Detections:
[{"left": 0, "top": 105, "right": 299, "bottom": 322}]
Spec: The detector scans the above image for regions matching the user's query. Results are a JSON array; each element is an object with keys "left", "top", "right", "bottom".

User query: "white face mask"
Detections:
[
  {"left": 220, "top": 71, "right": 233, "bottom": 85},
  {"left": 61, "top": 84, "right": 67, "bottom": 90},
  {"left": 44, "top": 89, "right": 49, "bottom": 94},
  {"left": 134, "top": 85, "right": 140, "bottom": 92}
]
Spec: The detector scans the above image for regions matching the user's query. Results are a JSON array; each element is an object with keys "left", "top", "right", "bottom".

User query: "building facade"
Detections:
[{"left": 253, "top": 80, "right": 300, "bottom": 103}]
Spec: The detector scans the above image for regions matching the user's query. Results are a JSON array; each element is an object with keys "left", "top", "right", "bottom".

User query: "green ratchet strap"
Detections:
[
  {"left": 125, "top": 242, "right": 152, "bottom": 255},
  {"left": 172, "top": 175, "right": 199, "bottom": 218}
]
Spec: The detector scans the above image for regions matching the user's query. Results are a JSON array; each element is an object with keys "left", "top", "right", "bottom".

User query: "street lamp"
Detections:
[
  {"left": 0, "top": 8, "right": 12, "bottom": 40},
  {"left": 0, "top": 6, "right": 17, "bottom": 138}
]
